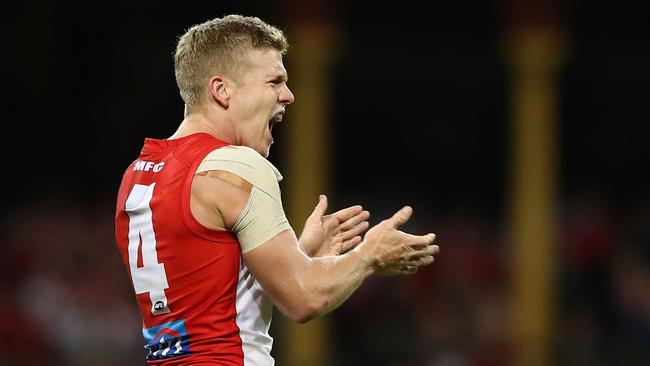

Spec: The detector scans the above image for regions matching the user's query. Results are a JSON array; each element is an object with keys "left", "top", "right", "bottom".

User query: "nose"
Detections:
[{"left": 279, "top": 84, "right": 295, "bottom": 105}]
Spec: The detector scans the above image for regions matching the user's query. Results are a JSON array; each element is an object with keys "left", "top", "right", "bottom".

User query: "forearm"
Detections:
[
  {"left": 298, "top": 248, "right": 374, "bottom": 320},
  {"left": 244, "top": 230, "right": 379, "bottom": 323},
  {"left": 247, "top": 206, "right": 438, "bottom": 323}
]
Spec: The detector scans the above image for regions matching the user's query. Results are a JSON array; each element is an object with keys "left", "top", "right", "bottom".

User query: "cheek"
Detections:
[
  {"left": 247, "top": 98, "right": 271, "bottom": 119},
  {"left": 234, "top": 90, "right": 276, "bottom": 126}
]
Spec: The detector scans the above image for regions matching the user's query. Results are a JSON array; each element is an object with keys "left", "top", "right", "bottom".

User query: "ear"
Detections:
[{"left": 208, "top": 75, "right": 230, "bottom": 108}]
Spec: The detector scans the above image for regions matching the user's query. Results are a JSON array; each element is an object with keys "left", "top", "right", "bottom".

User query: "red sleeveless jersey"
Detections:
[{"left": 115, "top": 133, "right": 244, "bottom": 365}]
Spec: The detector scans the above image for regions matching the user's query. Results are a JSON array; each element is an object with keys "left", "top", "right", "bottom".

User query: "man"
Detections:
[{"left": 114, "top": 14, "right": 439, "bottom": 365}]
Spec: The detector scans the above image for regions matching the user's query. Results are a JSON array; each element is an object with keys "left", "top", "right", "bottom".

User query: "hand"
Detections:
[
  {"left": 299, "top": 195, "right": 370, "bottom": 257},
  {"left": 360, "top": 206, "right": 438, "bottom": 276}
]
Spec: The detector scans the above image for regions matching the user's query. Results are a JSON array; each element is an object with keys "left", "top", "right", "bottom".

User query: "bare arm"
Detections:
[
  {"left": 244, "top": 228, "right": 374, "bottom": 322},
  {"left": 191, "top": 171, "right": 438, "bottom": 323}
]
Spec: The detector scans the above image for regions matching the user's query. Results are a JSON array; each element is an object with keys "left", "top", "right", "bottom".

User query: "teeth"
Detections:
[{"left": 269, "top": 113, "right": 283, "bottom": 128}]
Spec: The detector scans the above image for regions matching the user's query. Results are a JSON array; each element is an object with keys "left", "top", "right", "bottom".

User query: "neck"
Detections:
[{"left": 169, "top": 109, "right": 236, "bottom": 144}]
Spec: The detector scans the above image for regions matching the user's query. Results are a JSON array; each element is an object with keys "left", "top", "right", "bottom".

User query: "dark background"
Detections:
[{"left": 2, "top": 1, "right": 649, "bottom": 365}]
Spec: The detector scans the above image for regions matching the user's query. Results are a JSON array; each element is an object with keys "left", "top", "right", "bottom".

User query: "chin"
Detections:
[{"left": 253, "top": 144, "right": 271, "bottom": 158}]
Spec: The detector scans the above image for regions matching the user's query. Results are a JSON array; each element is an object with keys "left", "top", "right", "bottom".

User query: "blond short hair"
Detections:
[{"left": 174, "top": 15, "right": 289, "bottom": 108}]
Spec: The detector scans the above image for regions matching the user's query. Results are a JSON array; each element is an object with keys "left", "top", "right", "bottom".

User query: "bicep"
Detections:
[
  {"left": 193, "top": 147, "right": 290, "bottom": 251},
  {"left": 194, "top": 170, "right": 311, "bottom": 305},
  {"left": 193, "top": 168, "right": 293, "bottom": 254},
  {"left": 243, "top": 229, "right": 312, "bottom": 317}
]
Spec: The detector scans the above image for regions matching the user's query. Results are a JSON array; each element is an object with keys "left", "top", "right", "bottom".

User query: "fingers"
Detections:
[
  {"left": 387, "top": 206, "right": 413, "bottom": 228},
  {"left": 399, "top": 255, "right": 434, "bottom": 273},
  {"left": 331, "top": 205, "right": 365, "bottom": 223},
  {"left": 398, "top": 265, "right": 420, "bottom": 275},
  {"left": 401, "top": 253, "right": 436, "bottom": 267},
  {"left": 401, "top": 232, "right": 436, "bottom": 247},
  {"left": 386, "top": 263, "right": 421, "bottom": 276},
  {"left": 338, "top": 209, "right": 370, "bottom": 231},
  {"left": 396, "top": 244, "right": 438, "bottom": 265},
  {"left": 391, "top": 251, "right": 437, "bottom": 275},
  {"left": 338, "top": 221, "right": 370, "bottom": 242},
  {"left": 339, "top": 235, "right": 362, "bottom": 254},
  {"left": 404, "top": 244, "right": 439, "bottom": 259},
  {"left": 325, "top": 235, "right": 360, "bottom": 256},
  {"left": 377, "top": 241, "right": 439, "bottom": 276},
  {"left": 323, "top": 216, "right": 341, "bottom": 235}
]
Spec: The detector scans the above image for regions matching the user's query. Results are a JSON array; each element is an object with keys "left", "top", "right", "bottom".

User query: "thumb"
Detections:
[
  {"left": 388, "top": 206, "right": 412, "bottom": 228},
  {"left": 310, "top": 194, "right": 328, "bottom": 219}
]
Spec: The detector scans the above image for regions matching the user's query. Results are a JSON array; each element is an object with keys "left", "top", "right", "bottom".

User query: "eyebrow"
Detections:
[
  {"left": 267, "top": 66, "right": 288, "bottom": 81},
  {"left": 269, "top": 72, "right": 288, "bottom": 82}
]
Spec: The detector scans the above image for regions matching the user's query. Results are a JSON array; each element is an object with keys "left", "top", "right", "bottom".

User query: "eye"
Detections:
[{"left": 269, "top": 75, "right": 288, "bottom": 85}]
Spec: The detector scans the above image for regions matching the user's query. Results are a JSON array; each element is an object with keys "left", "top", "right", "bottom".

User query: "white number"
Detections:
[{"left": 125, "top": 183, "right": 170, "bottom": 315}]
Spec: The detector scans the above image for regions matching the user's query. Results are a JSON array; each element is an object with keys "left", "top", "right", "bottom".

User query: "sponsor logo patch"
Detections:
[{"left": 142, "top": 320, "right": 190, "bottom": 359}]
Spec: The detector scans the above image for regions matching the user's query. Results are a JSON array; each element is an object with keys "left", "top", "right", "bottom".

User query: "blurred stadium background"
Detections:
[{"left": 2, "top": 1, "right": 649, "bottom": 365}]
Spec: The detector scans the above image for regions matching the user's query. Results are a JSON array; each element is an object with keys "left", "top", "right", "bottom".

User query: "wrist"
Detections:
[{"left": 349, "top": 242, "right": 376, "bottom": 276}]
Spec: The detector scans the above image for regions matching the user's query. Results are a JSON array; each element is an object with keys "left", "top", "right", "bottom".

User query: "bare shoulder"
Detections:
[
  {"left": 191, "top": 168, "right": 251, "bottom": 231},
  {"left": 190, "top": 145, "right": 284, "bottom": 231}
]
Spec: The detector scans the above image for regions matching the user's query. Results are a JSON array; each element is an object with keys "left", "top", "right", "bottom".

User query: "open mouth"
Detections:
[{"left": 269, "top": 113, "right": 283, "bottom": 132}]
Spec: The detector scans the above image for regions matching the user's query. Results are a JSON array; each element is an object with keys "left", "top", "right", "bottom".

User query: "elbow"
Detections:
[
  {"left": 284, "top": 295, "right": 329, "bottom": 324},
  {"left": 291, "top": 311, "right": 315, "bottom": 324}
]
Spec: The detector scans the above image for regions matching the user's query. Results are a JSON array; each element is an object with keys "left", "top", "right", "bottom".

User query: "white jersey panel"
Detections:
[{"left": 236, "top": 257, "right": 275, "bottom": 366}]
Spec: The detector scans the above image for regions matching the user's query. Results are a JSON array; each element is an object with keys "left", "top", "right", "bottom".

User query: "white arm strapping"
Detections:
[{"left": 196, "top": 146, "right": 291, "bottom": 253}]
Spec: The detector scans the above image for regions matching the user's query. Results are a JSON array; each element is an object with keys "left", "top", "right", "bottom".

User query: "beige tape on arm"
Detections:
[
  {"left": 196, "top": 146, "right": 291, "bottom": 253},
  {"left": 232, "top": 186, "right": 291, "bottom": 253}
]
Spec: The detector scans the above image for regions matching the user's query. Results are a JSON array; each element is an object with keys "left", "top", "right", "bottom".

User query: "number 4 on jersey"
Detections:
[{"left": 125, "top": 183, "right": 171, "bottom": 315}]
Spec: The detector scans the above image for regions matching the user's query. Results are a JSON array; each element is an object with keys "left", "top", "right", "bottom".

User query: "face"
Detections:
[{"left": 228, "top": 48, "right": 295, "bottom": 157}]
